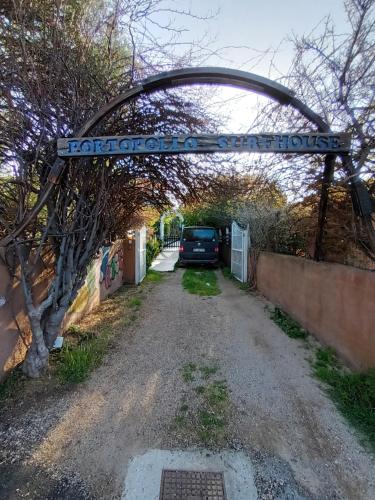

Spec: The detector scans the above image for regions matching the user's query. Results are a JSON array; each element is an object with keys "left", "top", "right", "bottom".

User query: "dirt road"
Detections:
[{"left": 1, "top": 270, "right": 374, "bottom": 499}]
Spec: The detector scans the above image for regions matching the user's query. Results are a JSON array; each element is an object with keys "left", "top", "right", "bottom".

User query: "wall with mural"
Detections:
[
  {"left": 99, "top": 246, "right": 124, "bottom": 294},
  {"left": 0, "top": 240, "right": 128, "bottom": 379},
  {"left": 65, "top": 241, "right": 125, "bottom": 327}
]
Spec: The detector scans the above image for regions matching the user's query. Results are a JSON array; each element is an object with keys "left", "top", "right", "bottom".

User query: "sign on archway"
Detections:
[
  {"left": 3, "top": 67, "right": 373, "bottom": 253},
  {"left": 58, "top": 132, "right": 350, "bottom": 157}
]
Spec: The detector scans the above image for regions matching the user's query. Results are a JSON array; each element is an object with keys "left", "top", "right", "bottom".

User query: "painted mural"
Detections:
[
  {"left": 69, "top": 261, "right": 97, "bottom": 314},
  {"left": 100, "top": 246, "right": 124, "bottom": 289}
]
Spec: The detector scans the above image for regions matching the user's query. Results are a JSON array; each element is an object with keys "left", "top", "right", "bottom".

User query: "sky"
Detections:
[{"left": 149, "top": 0, "right": 350, "bottom": 131}]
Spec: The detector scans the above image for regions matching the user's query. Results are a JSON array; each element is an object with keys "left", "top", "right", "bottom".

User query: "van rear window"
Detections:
[{"left": 183, "top": 228, "right": 216, "bottom": 242}]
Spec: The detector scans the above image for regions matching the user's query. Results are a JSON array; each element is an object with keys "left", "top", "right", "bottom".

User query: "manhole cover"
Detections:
[{"left": 159, "top": 469, "right": 227, "bottom": 499}]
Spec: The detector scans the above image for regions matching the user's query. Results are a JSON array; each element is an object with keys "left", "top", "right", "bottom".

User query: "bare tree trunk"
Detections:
[
  {"left": 22, "top": 316, "right": 49, "bottom": 378},
  {"left": 17, "top": 243, "right": 54, "bottom": 377},
  {"left": 44, "top": 307, "right": 68, "bottom": 350}
]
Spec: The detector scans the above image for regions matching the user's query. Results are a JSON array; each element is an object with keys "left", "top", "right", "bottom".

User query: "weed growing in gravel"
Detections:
[
  {"left": 56, "top": 331, "right": 109, "bottom": 384},
  {"left": 175, "top": 414, "right": 186, "bottom": 426},
  {"left": 313, "top": 347, "right": 375, "bottom": 450},
  {"left": 199, "top": 365, "right": 218, "bottom": 379},
  {"left": 181, "top": 363, "right": 197, "bottom": 382},
  {"left": 129, "top": 297, "right": 142, "bottom": 308},
  {"left": 195, "top": 385, "right": 205, "bottom": 395},
  {"left": 270, "top": 307, "right": 308, "bottom": 339},
  {"left": 145, "top": 270, "right": 164, "bottom": 282},
  {"left": 205, "top": 380, "right": 229, "bottom": 405},
  {"left": 175, "top": 362, "right": 230, "bottom": 446},
  {"left": 182, "top": 268, "right": 220, "bottom": 296},
  {"left": 196, "top": 380, "right": 230, "bottom": 444}
]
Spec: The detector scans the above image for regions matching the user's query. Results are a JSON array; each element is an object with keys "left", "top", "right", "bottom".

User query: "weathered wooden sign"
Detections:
[{"left": 57, "top": 133, "right": 350, "bottom": 158}]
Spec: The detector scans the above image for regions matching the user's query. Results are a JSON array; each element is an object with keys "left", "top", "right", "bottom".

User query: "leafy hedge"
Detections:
[{"left": 146, "top": 238, "right": 161, "bottom": 269}]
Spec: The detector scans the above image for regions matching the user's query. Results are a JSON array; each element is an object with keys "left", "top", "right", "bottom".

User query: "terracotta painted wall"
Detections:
[
  {"left": 0, "top": 254, "right": 52, "bottom": 380},
  {"left": 256, "top": 252, "right": 375, "bottom": 370},
  {"left": 64, "top": 241, "right": 125, "bottom": 328},
  {"left": 0, "top": 240, "right": 127, "bottom": 380}
]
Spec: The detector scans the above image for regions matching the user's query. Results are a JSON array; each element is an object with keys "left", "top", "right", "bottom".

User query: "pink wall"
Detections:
[
  {"left": 256, "top": 252, "right": 375, "bottom": 370},
  {"left": 0, "top": 241, "right": 126, "bottom": 379}
]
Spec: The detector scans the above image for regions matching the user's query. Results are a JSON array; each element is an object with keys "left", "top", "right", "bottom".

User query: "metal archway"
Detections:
[{"left": 1, "top": 67, "right": 373, "bottom": 251}]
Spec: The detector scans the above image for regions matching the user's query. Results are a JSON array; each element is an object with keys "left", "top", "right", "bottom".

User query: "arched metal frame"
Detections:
[{"left": 1, "top": 67, "right": 373, "bottom": 251}]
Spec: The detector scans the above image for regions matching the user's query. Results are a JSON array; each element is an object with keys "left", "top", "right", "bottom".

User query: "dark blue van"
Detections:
[{"left": 179, "top": 226, "right": 219, "bottom": 265}]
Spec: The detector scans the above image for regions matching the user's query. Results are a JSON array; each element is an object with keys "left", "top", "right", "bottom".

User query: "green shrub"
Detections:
[{"left": 146, "top": 238, "right": 161, "bottom": 268}]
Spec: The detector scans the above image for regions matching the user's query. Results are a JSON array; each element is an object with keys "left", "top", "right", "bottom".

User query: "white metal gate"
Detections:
[
  {"left": 135, "top": 226, "right": 147, "bottom": 284},
  {"left": 231, "top": 221, "right": 249, "bottom": 282}
]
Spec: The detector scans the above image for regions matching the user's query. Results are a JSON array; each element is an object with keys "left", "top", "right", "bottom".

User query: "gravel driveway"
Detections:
[{"left": 1, "top": 270, "right": 374, "bottom": 499}]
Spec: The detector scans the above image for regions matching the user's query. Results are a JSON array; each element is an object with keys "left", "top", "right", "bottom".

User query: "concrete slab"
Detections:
[
  {"left": 150, "top": 248, "right": 179, "bottom": 272},
  {"left": 122, "top": 449, "right": 257, "bottom": 500}
]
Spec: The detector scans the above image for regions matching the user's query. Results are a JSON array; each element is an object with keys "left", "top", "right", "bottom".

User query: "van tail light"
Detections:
[
  {"left": 214, "top": 246, "right": 219, "bottom": 253},
  {"left": 179, "top": 245, "right": 184, "bottom": 252}
]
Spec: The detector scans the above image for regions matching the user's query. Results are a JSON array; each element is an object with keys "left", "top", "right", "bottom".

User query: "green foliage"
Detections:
[
  {"left": 181, "top": 362, "right": 197, "bottom": 382},
  {"left": 199, "top": 365, "right": 218, "bottom": 379},
  {"left": 198, "top": 410, "right": 225, "bottom": 428},
  {"left": 195, "top": 385, "right": 206, "bottom": 395},
  {"left": 56, "top": 333, "right": 109, "bottom": 384},
  {"left": 146, "top": 239, "right": 161, "bottom": 269},
  {"left": 313, "top": 348, "right": 375, "bottom": 450},
  {"left": 181, "top": 202, "right": 231, "bottom": 227},
  {"left": 182, "top": 268, "right": 220, "bottom": 296},
  {"left": 175, "top": 363, "right": 230, "bottom": 446},
  {"left": 197, "top": 380, "right": 229, "bottom": 444},
  {"left": 129, "top": 297, "right": 142, "bottom": 308},
  {"left": 145, "top": 270, "right": 164, "bottom": 282},
  {"left": 205, "top": 380, "right": 229, "bottom": 405},
  {"left": 270, "top": 307, "right": 308, "bottom": 339}
]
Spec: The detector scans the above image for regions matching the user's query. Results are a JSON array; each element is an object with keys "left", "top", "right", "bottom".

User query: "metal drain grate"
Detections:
[{"left": 159, "top": 469, "right": 227, "bottom": 499}]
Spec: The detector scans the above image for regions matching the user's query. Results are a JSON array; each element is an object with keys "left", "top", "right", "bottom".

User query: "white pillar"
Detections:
[{"left": 160, "top": 214, "right": 166, "bottom": 243}]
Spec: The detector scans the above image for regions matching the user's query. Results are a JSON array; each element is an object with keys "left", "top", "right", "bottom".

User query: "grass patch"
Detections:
[
  {"left": 174, "top": 362, "right": 230, "bottom": 446},
  {"left": 205, "top": 380, "right": 229, "bottom": 405},
  {"left": 175, "top": 414, "right": 186, "bottom": 426},
  {"left": 145, "top": 270, "right": 164, "bottom": 283},
  {"left": 182, "top": 268, "right": 220, "bottom": 296},
  {"left": 56, "top": 331, "right": 109, "bottom": 384},
  {"left": 199, "top": 365, "right": 218, "bottom": 379},
  {"left": 313, "top": 347, "right": 375, "bottom": 450},
  {"left": 195, "top": 385, "right": 206, "bottom": 395},
  {"left": 270, "top": 307, "right": 308, "bottom": 339},
  {"left": 196, "top": 380, "right": 230, "bottom": 444},
  {"left": 199, "top": 410, "right": 225, "bottom": 428},
  {"left": 181, "top": 362, "right": 197, "bottom": 382},
  {"left": 128, "top": 297, "right": 142, "bottom": 308}
]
